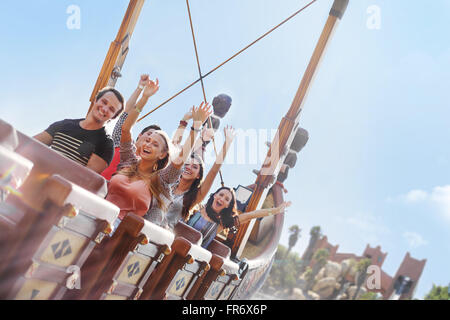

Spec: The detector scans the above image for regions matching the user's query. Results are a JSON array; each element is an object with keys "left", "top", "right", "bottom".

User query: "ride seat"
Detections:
[
  {"left": 139, "top": 222, "right": 211, "bottom": 300},
  {"left": 77, "top": 213, "right": 175, "bottom": 300},
  {"left": 0, "top": 174, "right": 119, "bottom": 300}
]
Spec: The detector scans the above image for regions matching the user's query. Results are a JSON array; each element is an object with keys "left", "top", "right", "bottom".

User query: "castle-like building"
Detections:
[{"left": 303, "top": 236, "right": 426, "bottom": 299}]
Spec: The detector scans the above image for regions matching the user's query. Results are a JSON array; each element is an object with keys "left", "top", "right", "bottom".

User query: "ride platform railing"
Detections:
[
  {"left": 0, "top": 173, "right": 118, "bottom": 300},
  {"left": 66, "top": 212, "right": 175, "bottom": 300},
  {"left": 139, "top": 222, "right": 212, "bottom": 300}
]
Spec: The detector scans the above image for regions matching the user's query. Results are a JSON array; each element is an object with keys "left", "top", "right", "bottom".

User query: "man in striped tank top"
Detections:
[{"left": 33, "top": 87, "right": 124, "bottom": 173}]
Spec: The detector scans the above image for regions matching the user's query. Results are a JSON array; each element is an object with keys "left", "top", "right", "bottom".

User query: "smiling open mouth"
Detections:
[{"left": 97, "top": 108, "right": 107, "bottom": 118}]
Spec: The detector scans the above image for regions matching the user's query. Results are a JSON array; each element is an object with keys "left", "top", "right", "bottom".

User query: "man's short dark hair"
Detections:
[{"left": 95, "top": 87, "right": 125, "bottom": 119}]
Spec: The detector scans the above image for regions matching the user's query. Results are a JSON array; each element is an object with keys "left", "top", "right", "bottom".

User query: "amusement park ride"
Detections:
[{"left": 0, "top": 0, "right": 348, "bottom": 300}]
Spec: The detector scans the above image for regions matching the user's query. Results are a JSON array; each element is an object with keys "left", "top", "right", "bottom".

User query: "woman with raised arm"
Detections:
[
  {"left": 101, "top": 74, "right": 161, "bottom": 180},
  {"left": 157, "top": 125, "right": 236, "bottom": 230},
  {"left": 187, "top": 186, "right": 291, "bottom": 248},
  {"left": 172, "top": 110, "right": 216, "bottom": 159},
  {"left": 106, "top": 76, "right": 212, "bottom": 228}
]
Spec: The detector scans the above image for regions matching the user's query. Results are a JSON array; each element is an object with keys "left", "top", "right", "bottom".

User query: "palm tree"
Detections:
[
  {"left": 299, "top": 226, "right": 322, "bottom": 273},
  {"left": 303, "top": 267, "right": 314, "bottom": 292},
  {"left": 311, "top": 249, "right": 329, "bottom": 276},
  {"left": 285, "top": 225, "right": 301, "bottom": 258},
  {"left": 305, "top": 248, "right": 329, "bottom": 291},
  {"left": 352, "top": 258, "right": 372, "bottom": 300}
]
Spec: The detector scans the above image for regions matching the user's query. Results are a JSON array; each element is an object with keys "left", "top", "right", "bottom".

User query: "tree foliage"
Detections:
[
  {"left": 299, "top": 226, "right": 322, "bottom": 274},
  {"left": 263, "top": 244, "right": 303, "bottom": 292},
  {"left": 310, "top": 226, "right": 322, "bottom": 237},
  {"left": 356, "top": 258, "right": 372, "bottom": 273},
  {"left": 424, "top": 284, "right": 449, "bottom": 300},
  {"left": 359, "top": 291, "right": 381, "bottom": 300},
  {"left": 313, "top": 248, "right": 330, "bottom": 263},
  {"left": 286, "top": 225, "right": 301, "bottom": 258},
  {"left": 352, "top": 258, "right": 372, "bottom": 300}
]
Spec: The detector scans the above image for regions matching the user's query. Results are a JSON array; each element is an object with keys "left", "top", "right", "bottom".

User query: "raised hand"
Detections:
[
  {"left": 276, "top": 201, "right": 292, "bottom": 213},
  {"left": 201, "top": 126, "right": 215, "bottom": 142},
  {"left": 224, "top": 125, "right": 236, "bottom": 142},
  {"left": 142, "top": 78, "right": 160, "bottom": 98},
  {"left": 192, "top": 102, "right": 212, "bottom": 129},
  {"left": 267, "top": 201, "right": 292, "bottom": 216},
  {"left": 182, "top": 110, "right": 193, "bottom": 121},
  {"left": 139, "top": 74, "right": 149, "bottom": 88}
]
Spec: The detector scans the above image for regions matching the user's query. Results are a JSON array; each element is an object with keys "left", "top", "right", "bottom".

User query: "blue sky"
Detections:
[{"left": 1, "top": 0, "right": 449, "bottom": 299}]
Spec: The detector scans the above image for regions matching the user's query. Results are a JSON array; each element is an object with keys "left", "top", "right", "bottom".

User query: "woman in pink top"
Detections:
[
  {"left": 107, "top": 175, "right": 152, "bottom": 220},
  {"left": 106, "top": 75, "right": 212, "bottom": 226}
]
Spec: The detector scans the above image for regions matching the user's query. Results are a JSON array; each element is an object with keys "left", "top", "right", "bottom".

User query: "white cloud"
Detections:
[
  {"left": 396, "top": 185, "right": 450, "bottom": 223},
  {"left": 403, "top": 189, "right": 428, "bottom": 203},
  {"left": 402, "top": 231, "right": 428, "bottom": 248},
  {"left": 429, "top": 185, "right": 450, "bottom": 222}
]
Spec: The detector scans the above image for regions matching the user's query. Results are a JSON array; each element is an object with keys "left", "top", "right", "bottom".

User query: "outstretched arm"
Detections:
[
  {"left": 193, "top": 126, "right": 236, "bottom": 206},
  {"left": 112, "top": 75, "right": 149, "bottom": 146},
  {"left": 121, "top": 77, "right": 159, "bottom": 144},
  {"left": 125, "top": 74, "right": 149, "bottom": 113},
  {"left": 236, "top": 201, "right": 292, "bottom": 226},
  {"left": 191, "top": 125, "right": 215, "bottom": 158},
  {"left": 171, "top": 102, "right": 212, "bottom": 169},
  {"left": 172, "top": 110, "right": 193, "bottom": 145}
]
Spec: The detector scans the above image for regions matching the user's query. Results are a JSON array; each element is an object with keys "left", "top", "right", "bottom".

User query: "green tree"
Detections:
[
  {"left": 303, "top": 267, "right": 314, "bottom": 290},
  {"left": 359, "top": 291, "right": 381, "bottom": 300},
  {"left": 312, "top": 248, "right": 329, "bottom": 274},
  {"left": 263, "top": 244, "right": 303, "bottom": 294},
  {"left": 305, "top": 248, "right": 329, "bottom": 291},
  {"left": 286, "top": 225, "right": 301, "bottom": 258},
  {"left": 299, "top": 226, "right": 322, "bottom": 273},
  {"left": 424, "top": 284, "right": 449, "bottom": 300},
  {"left": 352, "top": 258, "right": 372, "bottom": 300}
]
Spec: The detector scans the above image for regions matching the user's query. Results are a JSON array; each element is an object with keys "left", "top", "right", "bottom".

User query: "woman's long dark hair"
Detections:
[
  {"left": 204, "top": 186, "right": 239, "bottom": 233},
  {"left": 181, "top": 153, "right": 204, "bottom": 221}
]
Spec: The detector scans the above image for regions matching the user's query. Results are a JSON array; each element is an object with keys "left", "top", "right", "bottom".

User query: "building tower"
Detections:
[{"left": 384, "top": 252, "right": 427, "bottom": 300}]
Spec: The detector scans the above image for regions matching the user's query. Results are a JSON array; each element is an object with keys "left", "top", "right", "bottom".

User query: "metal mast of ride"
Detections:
[
  {"left": 87, "top": 0, "right": 146, "bottom": 115},
  {"left": 231, "top": 0, "right": 349, "bottom": 258}
]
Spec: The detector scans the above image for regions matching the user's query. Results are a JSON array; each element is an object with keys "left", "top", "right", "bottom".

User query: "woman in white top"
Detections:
[
  {"left": 108, "top": 75, "right": 212, "bottom": 227},
  {"left": 156, "top": 126, "right": 236, "bottom": 229}
]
